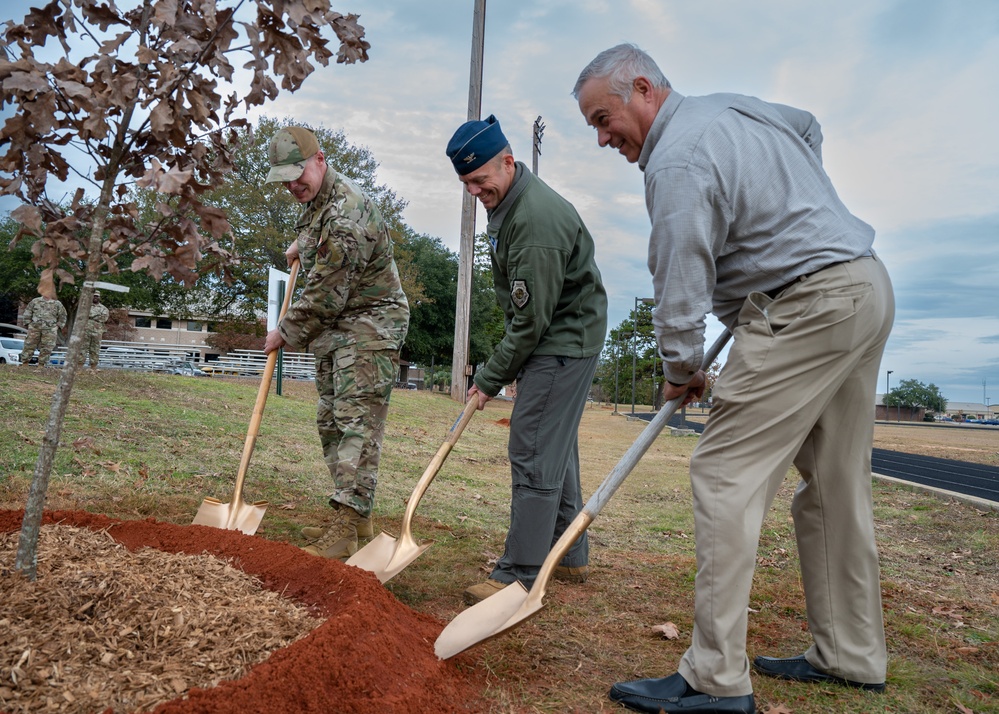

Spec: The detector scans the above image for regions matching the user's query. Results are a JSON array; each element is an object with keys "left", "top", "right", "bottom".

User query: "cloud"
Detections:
[{"left": 879, "top": 213, "right": 999, "bottom": 320}]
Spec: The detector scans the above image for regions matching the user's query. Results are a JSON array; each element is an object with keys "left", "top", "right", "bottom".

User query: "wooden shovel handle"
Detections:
[{"left": 229, "top": 260, "right": 301, "bottom": 503}]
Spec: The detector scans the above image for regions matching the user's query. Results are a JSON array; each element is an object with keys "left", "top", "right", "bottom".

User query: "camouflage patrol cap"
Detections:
[{"left": 265, "top": 127, "right": 320, "bottom": 183}]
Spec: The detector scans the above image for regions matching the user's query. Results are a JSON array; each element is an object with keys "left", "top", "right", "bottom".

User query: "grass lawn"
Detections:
[{"left": 1, "top": 366, "right": 996, "bottom": 713}]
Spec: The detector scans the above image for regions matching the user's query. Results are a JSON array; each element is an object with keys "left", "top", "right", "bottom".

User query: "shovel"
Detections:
[
  {"left": 346, "top": 397, "right": 479, "bottom": 582},
  {"left": 192, "top": 260, "right": 301, "bottom": 535},
  {"left": 435, "top": 329, "right": 732, "bottom": 659}
]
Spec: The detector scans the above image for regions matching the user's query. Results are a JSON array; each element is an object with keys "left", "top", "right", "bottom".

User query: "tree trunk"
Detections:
[
  {"left": 14, "top": 211, "right": 110, "bottom": 579},
  {"left": 13, "top": 0, "right": 156, "bottom": 578}
]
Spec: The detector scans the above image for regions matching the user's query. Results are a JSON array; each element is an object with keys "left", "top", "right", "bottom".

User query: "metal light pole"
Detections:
[
  {"left": 612, "top": 334, "right": 621, "bottom": 414},
  {"left": 631, "top": 301, "right": 638, "bottom": 416},
  {"left": 652, "top": 349, "right": 658, "bottom": 411},
  {"left": 886, "top": 369, "right": 893, "bottom": 422}
]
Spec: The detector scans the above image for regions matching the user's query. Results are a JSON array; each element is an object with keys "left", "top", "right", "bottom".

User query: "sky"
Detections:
[{"left": 3, "top": 0, "right": 998, "bottom": 405}]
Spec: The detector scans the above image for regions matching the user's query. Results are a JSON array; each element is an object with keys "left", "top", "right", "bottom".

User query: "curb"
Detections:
[{"left": 873, "top": 472, "right": 998, "bottom": 512}]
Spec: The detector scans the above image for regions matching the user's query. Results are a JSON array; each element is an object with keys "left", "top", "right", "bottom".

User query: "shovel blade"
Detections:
[
  {"left": 434, "top": 581, "right": 540, "bottom": 659},
  {"left": 345, "top": 531, "right": 433, "bottom": 584},
  {"left": 192, "top": 498, "right": 268, "bottom": 535}
]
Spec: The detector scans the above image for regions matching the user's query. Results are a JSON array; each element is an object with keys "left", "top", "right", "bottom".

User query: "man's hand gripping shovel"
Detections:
[
  {"left": 347, "top": 397, "right": 479, "bottom": 583},
  {"left": 192, "top": 260, "right": 301, "bottom": 535},
  {"left": 435, "top": 329, "right": 732, "bottom": 659}
]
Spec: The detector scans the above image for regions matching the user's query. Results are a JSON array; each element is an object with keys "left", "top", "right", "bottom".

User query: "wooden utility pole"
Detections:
[
  {"left": 532, "top": 116, "right": 545, "bottom": 175},
  {"left": 451, "top": 0, "right": 486, "bottom": 402}
]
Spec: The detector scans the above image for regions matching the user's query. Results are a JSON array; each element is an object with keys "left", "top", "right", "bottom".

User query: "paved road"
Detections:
[{"left": 633, "top": 412, "right": 999, "bottom": 504}]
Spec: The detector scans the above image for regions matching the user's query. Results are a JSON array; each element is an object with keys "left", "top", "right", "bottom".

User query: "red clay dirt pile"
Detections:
[{"left": 1, "top": 509, "right": 489, "bottom": 714}]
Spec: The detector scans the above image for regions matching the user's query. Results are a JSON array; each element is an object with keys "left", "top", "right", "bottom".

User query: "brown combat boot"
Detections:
[
  {"left": 302, "top": 515, "right": 373, "bottom": 542},
  {"left": 463, "top": 578, "right": 509, "bottom": 605},
  {"left": 553, "top": 565, "right": 589, "bottom": 583},
  {"left": 301, "top": 506, "right": 363, "bottom": 559}
]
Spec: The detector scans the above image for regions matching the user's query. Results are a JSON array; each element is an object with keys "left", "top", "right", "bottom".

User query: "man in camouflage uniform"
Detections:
[
  {"left": 19, "top": 286, "right": 67, "bottom": 367},
  {"left": 79, "top": 291, "right": 110, "bottom": 370},
  {"left": 263, "top": 126, "right": 410, "bottom": 560}
]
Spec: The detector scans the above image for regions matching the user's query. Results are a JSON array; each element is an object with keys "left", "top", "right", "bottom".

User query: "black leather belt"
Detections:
[{"left": 764, "top": 255, "right": 867, "bottom": 300}]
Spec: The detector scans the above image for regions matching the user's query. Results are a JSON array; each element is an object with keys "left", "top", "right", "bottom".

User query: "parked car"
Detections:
[
  {"left": 154, "top": 360, "right": 207, "bottom": 377},
  {"left": 170, "top": 361, "right": 208, "bottom": 377},
  {"left": 0, "top": 337, "right": 24, "bottom": 364}
]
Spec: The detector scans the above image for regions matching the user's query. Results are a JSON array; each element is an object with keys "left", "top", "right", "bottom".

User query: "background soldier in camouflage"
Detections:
[
  {"left": 263, "top": 126, "right": 410, "bottom": 560},
  {"left": 19, "top": 286, "right": 67, "bottom": 367},
  {"left": 80, "top": 291, "right": 110, "bottom": 370}
]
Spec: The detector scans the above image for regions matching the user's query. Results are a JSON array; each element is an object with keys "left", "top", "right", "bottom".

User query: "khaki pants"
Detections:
[{"left": 679, "top": 255, "right": 894, "bottom": 696}]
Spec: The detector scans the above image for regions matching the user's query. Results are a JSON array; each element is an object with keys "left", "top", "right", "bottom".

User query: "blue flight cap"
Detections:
[{"left": 446, "top": 115, "right": 508, "bottom": 175}]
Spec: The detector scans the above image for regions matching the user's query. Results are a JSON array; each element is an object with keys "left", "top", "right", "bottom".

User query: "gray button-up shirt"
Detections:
[{"left": 639, "top": 91, "right": 875, "bottom": 384}]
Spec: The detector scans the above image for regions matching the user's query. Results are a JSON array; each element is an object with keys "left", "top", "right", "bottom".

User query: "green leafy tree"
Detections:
[
  {"left": 0, "top": 216, "right": 39, "bottom": 305},
  {"left": 0, "top": 215, "right": 41, "bottom": 327},
  {"left": 398, "top": 230, "right": 503, "bottom": 372},
  {"left": 401, "top": 232, "right": 458, "bottom": 366},
  {"left": 468, "top": 231, "right": 504, "bottom": 366},
  {"left": 596, "top": 326, "right": 635, "bottom": 408},
  {"left": 598, "top": 302, "right": 657, "bottom": 409},
  {"left": 885, "top": 379, "right": 947, "bottom": 413},
  {"left": 1, "top": 0, "right": 371, "bottom": 579}
]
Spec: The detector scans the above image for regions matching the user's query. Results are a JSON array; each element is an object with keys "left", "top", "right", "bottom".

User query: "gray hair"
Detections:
[{"left": 572, "top": 43, "right": 671, "bottom": 101}]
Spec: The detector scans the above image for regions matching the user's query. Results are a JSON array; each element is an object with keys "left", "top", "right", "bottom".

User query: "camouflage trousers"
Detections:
[
  {"left": 20, "top": 325, "right": 58, "bottom": 366},
  {"left": 79, "top": 328, "right": 103, "bottom": 368},
  {"left": 315, "top": 345, "right": 399, "bottom": 518}
]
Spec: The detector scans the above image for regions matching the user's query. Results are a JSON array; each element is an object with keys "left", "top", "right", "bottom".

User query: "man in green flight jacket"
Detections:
[{"left": 446, "top": 115, "right": 608, "bottom": 604}]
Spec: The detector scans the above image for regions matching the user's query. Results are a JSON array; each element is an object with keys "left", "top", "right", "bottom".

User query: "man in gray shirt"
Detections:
[{"left": 574, "top": 44, "right": 894, "bottom": 714}]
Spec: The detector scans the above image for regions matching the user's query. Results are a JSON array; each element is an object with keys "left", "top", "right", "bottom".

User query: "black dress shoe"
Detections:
[
  {"left": 608, "top": 672, "right": 755, "bottom": 713},
  {"left": 753, "top": 654, "right": 885, "bottom": 692}
]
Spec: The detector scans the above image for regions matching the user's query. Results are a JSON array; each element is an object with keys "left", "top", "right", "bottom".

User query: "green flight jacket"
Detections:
[{"left": 474, "top": 163, "right": 607, "bottom": 396}]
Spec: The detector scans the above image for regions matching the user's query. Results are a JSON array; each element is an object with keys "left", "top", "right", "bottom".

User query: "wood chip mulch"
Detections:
[
  {"left": 1, "top": 509, "right": 491, "bottom": 714},
  {"left": 1, "top": 525, "right": 322, "bottom": 714}
]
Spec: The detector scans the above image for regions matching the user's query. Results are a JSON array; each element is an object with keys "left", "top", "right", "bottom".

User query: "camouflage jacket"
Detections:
[
  {"left": 279, "top": 166, "right": 410, "bottom": 354},
  {"left": 22, "top": 297, "right": 67, "bottom": 330},
  {"left": 86, "top": 303, "right": 110, "bottom": 330}
]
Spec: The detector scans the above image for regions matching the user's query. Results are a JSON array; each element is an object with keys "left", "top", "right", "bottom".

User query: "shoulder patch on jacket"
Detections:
[{"left": 511, "top": 279, "right": 530, "bottom": 309}]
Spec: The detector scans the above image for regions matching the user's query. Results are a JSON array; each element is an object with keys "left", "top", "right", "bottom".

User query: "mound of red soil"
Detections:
[
  {"left": 1, "top": 510, "right": 487, "bottom": 714},
  {"left": 495, "top": 418, "right": 510, "bottom": 427}
]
